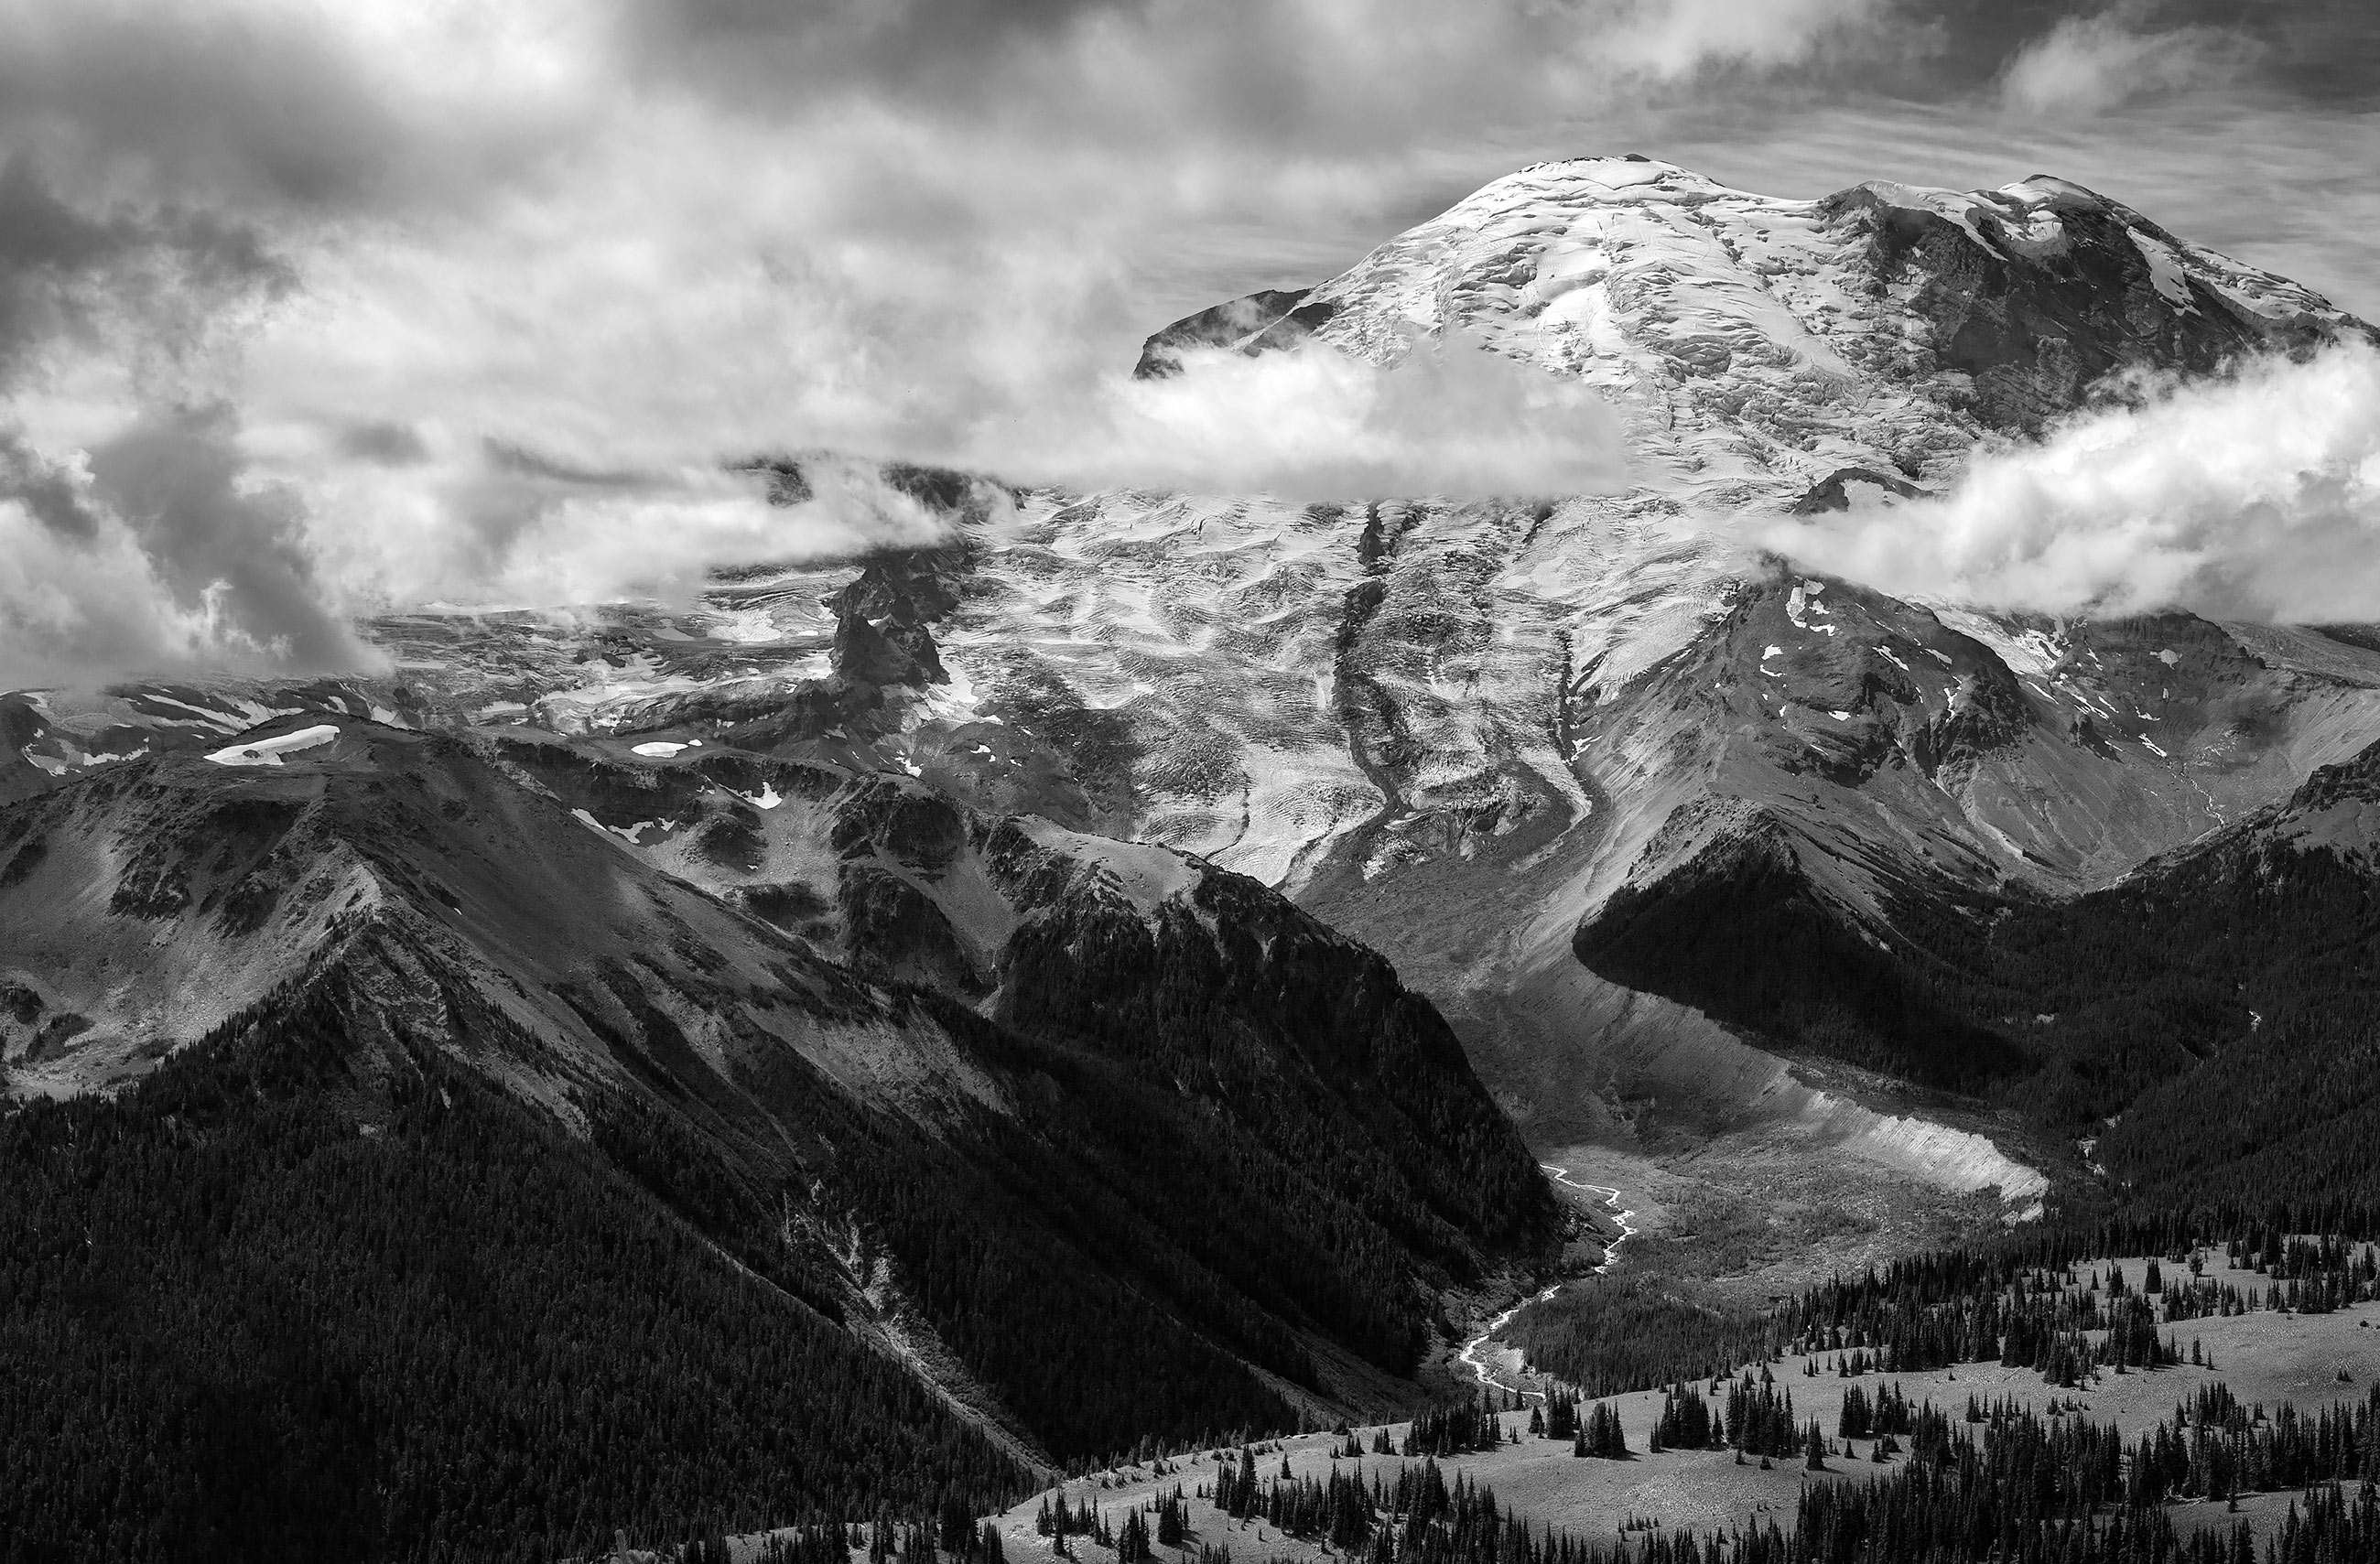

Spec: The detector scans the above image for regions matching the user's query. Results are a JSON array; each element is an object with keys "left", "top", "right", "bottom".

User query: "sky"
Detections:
[{"left": 0, "top": 0, "right": 2375, "bottom": 679}]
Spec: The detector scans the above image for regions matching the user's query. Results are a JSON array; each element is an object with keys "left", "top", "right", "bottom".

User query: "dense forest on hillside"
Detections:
[
  {"left": 995, "top": 864, "right": 1557, "bottom": 1267},
  {"left": 1130, "top": 1417, "right": 2380, "bottom": 1564},
  {"left": 1573, "top": 828, "right": 2029, "bottom": 1095},
  {"left": 0, "top": 995, "right": 1027, "bottom": 1564},
  {"left": 0, "top": 714, "right": 1586, "bottom": 1561},
  {"left": 831, "top": 981, "right": 1543, "bottom": 1457},
  {"left": 1505, "top": 1213, "right": 2380, "bottom": 1408},
  {"left": 0, "top": 908, "right": 1563, "bottom": 1558},
  {"left": 0, "top": 959, "right": 1546, "bottom": 1560}
]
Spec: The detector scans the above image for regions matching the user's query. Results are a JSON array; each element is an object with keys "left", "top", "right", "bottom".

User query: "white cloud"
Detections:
[
  {"left": 183, "top": 85, "right": 1635, "bottom": 611},
  {"left": 312, "top": 452, "right": 963, "bottom": 614},
  {"left": 1024, "top": 338, "right": 1629, "bottom": 502},
  {"left": 1997, "top": 8, "right": 2256, "bottom": 118},
  {"left": 1761, "top": 342, "right": 2380, "bottom": 622},
  {"left": 1598, "top": 0, "right": 1885, "bottom": 79}
]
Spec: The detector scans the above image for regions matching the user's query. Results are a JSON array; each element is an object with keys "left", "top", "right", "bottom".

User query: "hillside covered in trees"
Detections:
[
  {"left": 0, "top": 723, "right": 1561, "bottom": 1561},
  {"left": 1575, "top": 736, "right": 2380, "bottom": 1213}
]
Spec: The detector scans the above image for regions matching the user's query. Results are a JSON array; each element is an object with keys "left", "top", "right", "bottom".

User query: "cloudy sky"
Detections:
[{"left": 1, "top": 0, "right": 2375, "bottom": 678}]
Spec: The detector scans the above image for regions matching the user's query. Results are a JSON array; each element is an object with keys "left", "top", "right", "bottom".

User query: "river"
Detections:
[{"left": 1453, "top": 1162, "right": 1638, "bottom": 1398}]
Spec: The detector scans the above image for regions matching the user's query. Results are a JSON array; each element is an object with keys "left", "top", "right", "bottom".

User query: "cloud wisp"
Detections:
[
  {"left": 1762, "top": 342, "right": 2380, "bottom": 623},
  {"left": 992, "top": 336, "right": 1630, "bottom": 503},
  {"left": 1996, "top": 5, "right": 2261, "bottom": 118}
]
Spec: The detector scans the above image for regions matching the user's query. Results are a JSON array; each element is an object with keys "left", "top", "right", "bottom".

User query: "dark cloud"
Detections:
[
  {"left": 0, "top": 153, "right": 293, "bottom": 387},
  {"left": 0, "top": 152, "right": 122, "bottom": 273},
  {"left": 0, "top": 428, "right": 100, "bottom": 541},
  {"left": 648, "top": 0, "right": 1127, "bottom": 55},
  {"left": 615, "top": 0, "right": 2375, "bottom": 160},
  {"left": 482, "top": 437, "right": 651, "bottom": 488},
  {"left": 0, "top": 146, "right": 343, "bottom": 671},
  {"left": 338, "top": 421, "right": 431, "bottom": 466},
  {"left": 86, "top": 404, "right": 363, "bottom": 669},
  {"left": 0, "top": 7, "right": 575, "bottom": 214},
  {"left": 627, "top": 0, "right": 1137, "bottom": 98},
  {"left": 1922, "top": 0, "right": 2380, "bottom": 103},
  {"left": 0, "top": 10, "right": 396, "bottom": 206},
  {"left": 620, "top": 0, "right": 1914, "bottom": 160}
]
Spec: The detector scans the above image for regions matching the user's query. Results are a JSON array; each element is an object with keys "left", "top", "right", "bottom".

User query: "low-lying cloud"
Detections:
[
  {"left": 1762, "top": 342, "right": 2380, "bottom": 622},
  {"left": 996, "top": 337, "right": 1629, "bottom": 502},
  {"left": 319, "top": 450, "right": 966, "bottom": 613}
]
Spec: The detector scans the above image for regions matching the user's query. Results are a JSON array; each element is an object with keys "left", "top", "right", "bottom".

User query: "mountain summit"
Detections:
[{"left": 1143, "top": 156, "right": 2369, "bottom": 487}]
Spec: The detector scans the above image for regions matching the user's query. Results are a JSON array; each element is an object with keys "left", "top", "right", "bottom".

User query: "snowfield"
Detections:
[{"left": 203, "top": 725, "right": 341, "bottom": 767}]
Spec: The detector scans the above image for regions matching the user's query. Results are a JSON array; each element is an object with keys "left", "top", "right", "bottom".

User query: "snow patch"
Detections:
[
  {"left": 2127, "top": 229, "right": 2196, "bottom": 311},
  {"left": 204, "top": 725, "right": 340, "bottom": 767},
  {"left": 140, "top": 693, "right": 285, "bottom": 730},
  {"left": 570, "top": 807, "right": 673, "bottom": 845},
  {"left": 1783, "top": 584, "right": 1838, "bottom": 635}
]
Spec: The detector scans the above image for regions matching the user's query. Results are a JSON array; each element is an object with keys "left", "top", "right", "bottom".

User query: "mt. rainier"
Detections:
[{"left": 1141, "top": 156, "right": 2364, "bottom": 474}]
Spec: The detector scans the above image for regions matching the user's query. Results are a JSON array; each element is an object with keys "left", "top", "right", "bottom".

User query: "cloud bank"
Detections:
[
  {"left": 0, "top": 0, "right": 1882, "bottom": 683},
  {"left": 1004, "top": 338, "right": 1629, "bottom": 502},
  {"left": 1763, "top": 342, "right": 2380, "bottom": 622},
  {"left": 0, "top": 0, "right": 2374, "bottom": 684}
]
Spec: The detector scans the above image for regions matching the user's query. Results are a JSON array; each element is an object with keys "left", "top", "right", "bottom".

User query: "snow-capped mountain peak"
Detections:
[{"left": 1148, "top": 157, "right": 2371, "bottom": 512}]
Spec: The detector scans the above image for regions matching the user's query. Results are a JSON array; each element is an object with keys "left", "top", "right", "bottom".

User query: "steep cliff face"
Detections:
[{"left": 829, "top": 780, "right": 1556, "bottom": 1264}]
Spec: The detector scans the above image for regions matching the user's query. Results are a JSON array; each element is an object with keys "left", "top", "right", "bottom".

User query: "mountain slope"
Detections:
[
  {"left": 2082, "top": 739, "right": 2380, "bottom": 1211},
  {"left": 0, "top": 998, "right": 1028, "bottom": 1564},
  {"left": 1149, "top": 157, "right": 2369, "bottom": 464},
  {"left": 0, "top": 716, "right": 1557, "bottom": 1560},
  {"left": 1110, "top": 160, "right": 2380, "bottom": 1164},
  {"left": 1566, "top": 730, "right": 2380, "bottom": 1208}
]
